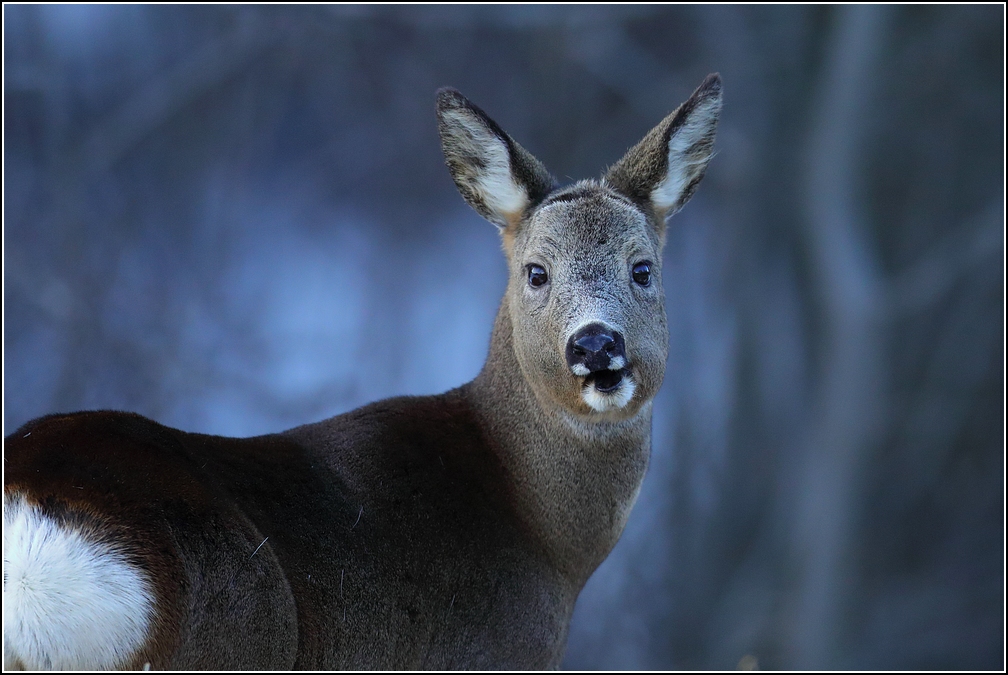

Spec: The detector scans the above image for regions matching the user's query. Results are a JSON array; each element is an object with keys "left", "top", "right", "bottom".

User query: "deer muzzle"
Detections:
[{"left": 566, "top": 323, "right": 628, "bottom": 391}]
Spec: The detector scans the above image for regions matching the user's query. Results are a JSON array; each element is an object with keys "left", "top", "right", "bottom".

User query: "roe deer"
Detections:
[{"left": 3, "top": 73, "right": 722, "bottom": 670}]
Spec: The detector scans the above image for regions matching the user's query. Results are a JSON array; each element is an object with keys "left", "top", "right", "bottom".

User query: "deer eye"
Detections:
[
  {"left": 632, "top": 261, "right": 652, "bottom": 286},
  {"left": 527, "top": 264, "right": 549, "bottom": 288}
]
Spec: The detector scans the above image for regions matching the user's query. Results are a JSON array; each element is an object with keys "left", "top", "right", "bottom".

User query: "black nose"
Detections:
[{"left": 566, "top": 323, "right": 626, "bottom": 373}]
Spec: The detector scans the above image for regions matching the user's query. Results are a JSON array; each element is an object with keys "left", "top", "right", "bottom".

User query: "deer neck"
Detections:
[{"left": 467, "top": 302, "right": 652, "bottom": 586}]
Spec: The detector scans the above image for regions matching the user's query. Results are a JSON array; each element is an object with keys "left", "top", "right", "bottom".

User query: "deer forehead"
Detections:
[{"left": 515, "top": 190, "right": 659, "bottom": 265}]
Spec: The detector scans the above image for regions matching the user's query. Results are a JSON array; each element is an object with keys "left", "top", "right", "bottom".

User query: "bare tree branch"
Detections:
[
  {"left": 887, "top": 196, "right": 1004, "bottom": 317},
  {"left": 76, "top": 13, "right": 276, "bottom": 177}
]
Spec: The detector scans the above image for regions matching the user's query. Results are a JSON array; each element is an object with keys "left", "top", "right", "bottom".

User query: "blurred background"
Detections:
[{"left": 4, "top": 5, "right": 1003, "bottom": 670}]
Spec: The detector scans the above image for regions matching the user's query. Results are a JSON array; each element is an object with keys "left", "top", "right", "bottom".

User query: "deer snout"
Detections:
[{"left": 566, "top": 324, "right": 627, "bottom": 376}]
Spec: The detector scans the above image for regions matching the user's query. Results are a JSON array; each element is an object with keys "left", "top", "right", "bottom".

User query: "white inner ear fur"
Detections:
[
  {"left": 3, "top": 492, "right": 154, "bottom": 670},
  {"left": 442, "top": 109, "right": 529, "bottom": 226},
  {"left": 650, "top": 95, "right": 720, "bottom": 214}
]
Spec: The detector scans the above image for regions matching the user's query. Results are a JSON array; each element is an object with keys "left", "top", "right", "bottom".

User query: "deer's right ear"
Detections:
[{"left": 437, "top": 88, "right": 556, "bottom": 230}]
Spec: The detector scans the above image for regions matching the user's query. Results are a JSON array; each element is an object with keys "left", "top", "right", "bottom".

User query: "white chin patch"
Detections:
[
  {"left": 581, "top": 373, "right": 636, "bottom": 412},
  {"left": 3, "top": 493, "right": 154, "bottom": 670}
]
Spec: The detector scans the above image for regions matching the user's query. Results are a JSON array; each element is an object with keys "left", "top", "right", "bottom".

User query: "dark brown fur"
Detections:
[{"left": 6, "top": 348, "right": 573, "bottom": 668}]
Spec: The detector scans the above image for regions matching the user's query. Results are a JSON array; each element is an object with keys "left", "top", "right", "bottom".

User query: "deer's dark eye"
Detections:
[
  {"left": 632, "top": 261, "right": 652, "bottom": 286},
  {"left": 528, "top": 264, "right": 549, "bottom": 288}
]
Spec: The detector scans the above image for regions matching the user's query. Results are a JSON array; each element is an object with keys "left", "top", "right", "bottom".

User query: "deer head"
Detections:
[{"left": 437, "top": 74, "right": 722, "bottom": 424}]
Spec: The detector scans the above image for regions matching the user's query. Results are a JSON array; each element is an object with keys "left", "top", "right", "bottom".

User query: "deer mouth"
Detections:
[
  {"left": 580, "top": 366, "right": 636, "bottom": 412},
  {"left": 585, "top": 367, "right": 629, "bottom": 393}
]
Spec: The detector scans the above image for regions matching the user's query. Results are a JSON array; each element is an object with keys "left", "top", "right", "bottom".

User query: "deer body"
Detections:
[{"left": 3, "top": 75, "right": 721, "bottom": 670}]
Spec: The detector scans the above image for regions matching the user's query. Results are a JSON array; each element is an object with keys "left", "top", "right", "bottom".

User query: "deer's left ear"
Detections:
[
  {"left": 437, "top": 88, "right": 556, "bottom": 230},
  {"left": 605, "top": 73, "right": 722, "bottom": 221}
]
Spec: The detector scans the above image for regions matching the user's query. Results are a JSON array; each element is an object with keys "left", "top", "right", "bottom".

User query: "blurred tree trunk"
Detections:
[{"left": 789, "top": 5, "right": 891, "bottom": 668}]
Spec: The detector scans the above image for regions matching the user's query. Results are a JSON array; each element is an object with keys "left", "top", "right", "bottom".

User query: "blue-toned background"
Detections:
[{"left": 4, "top": 5, "right": 1003, "bottom": 669}]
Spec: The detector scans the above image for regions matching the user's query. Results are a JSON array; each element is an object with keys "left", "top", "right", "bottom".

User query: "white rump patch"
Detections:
[
  {"left": 442, "top": 109, "right": 528, "bottom": 225},
  {"left": 650, "top": 94, "right": 720, "bottom": 214},
  {"left": 3, "top": 493, "right": 154, "bottom": 670},
  {"left": 582, "top": 373, "right": 637, "bottom": 413}
]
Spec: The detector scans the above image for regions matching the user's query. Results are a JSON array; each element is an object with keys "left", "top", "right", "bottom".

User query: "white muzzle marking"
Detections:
[{"left": 581, "top": 372, "right": 636, "bottom": 412}]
